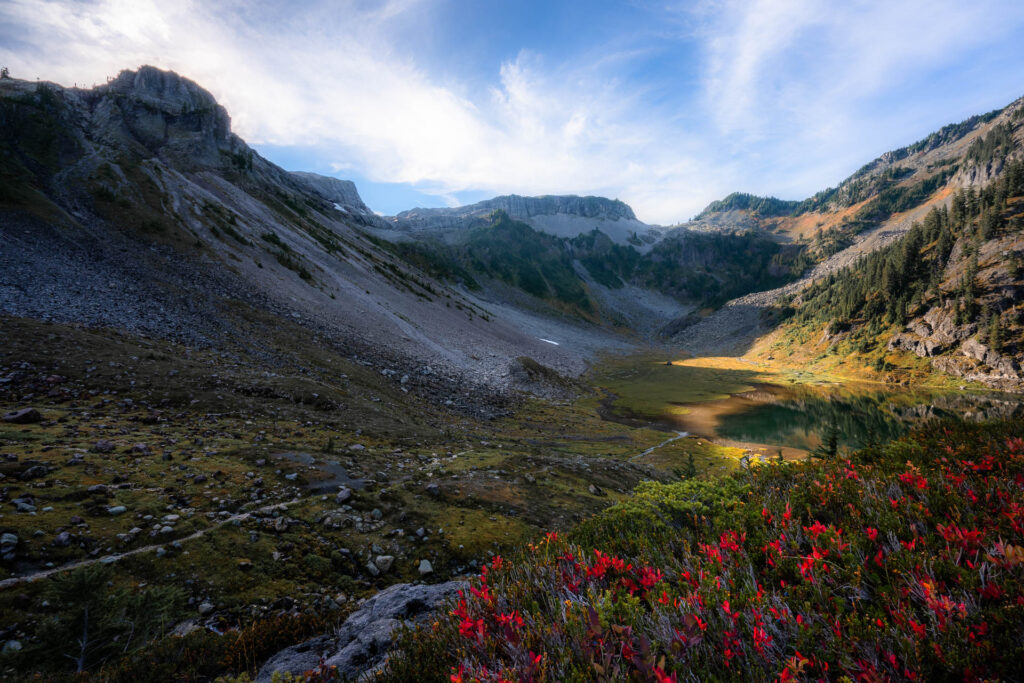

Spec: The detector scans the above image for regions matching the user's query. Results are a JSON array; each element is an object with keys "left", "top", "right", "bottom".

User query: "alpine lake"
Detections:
[{"left": 592, "top": 353, "right": 1024, "bottom": 461}]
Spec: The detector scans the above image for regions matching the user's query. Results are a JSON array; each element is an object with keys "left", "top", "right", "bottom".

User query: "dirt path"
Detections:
[
  {"left": 0, "top": 498, "right": 302, "bottom": 590},
  {"left": 629, "top": 431, "right": 687, "bottom": 462}
]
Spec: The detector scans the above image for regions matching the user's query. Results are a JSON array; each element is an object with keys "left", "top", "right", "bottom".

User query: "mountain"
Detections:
[
  {"left": 4, "top": 64, "right": 1024, "bottom": 682},
  {"left": 0, "top": 66, "right": 655, "bottom": 405},
  {"left": 386, "top": 194, "right": 664, "bottom": 247},
  {"left": 672, "top": 96, "right": 1024, "bottom": 389},
  {"left": 2, "top": 64, "right": 1023, "bottom": 397}
]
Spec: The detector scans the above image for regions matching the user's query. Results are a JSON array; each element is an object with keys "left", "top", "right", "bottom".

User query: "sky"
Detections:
[{"left": 2, "top": 0, "right": 1024, "bottom": 224}]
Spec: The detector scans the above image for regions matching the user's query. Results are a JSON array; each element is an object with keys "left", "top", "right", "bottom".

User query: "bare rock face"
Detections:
[
  {"left": 961, "top": 338, "right": 1021, "bottom": 379},
  {"left": 257, "top": 580, "right": 465, "bottom": 682},
  {"left": 289, "top": 172, "right": 373, "bottom": 216},
  {"left": 90, "top": 65, "right": 241, "bottom": 168},
  {"left": 887, "top": 300, "right": 1021, "bottom": 389}
]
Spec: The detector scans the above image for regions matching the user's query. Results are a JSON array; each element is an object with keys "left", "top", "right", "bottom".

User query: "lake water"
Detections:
[
  {"left": 708, "top": 384, "right": 1024, "bottom": 451},
  {"left": 596, "top": 357, "right": 1024, "bottom": 454}
]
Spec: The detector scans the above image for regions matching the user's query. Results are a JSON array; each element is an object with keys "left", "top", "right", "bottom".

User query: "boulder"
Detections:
[
  {"left": 1, "top": 533, "right": 18, "bottom": 561},
  {"left": 418, "top": 559, "right": 433, "bottom": 575},
  {"left": 2, "top": 408, "right": 41, "bottom": 424},
  {"left": 93, "top": 440, "right": 116, "bottom": 454},
  {"left": 257, "top": 580, "right": 465, "bottom": 682}
]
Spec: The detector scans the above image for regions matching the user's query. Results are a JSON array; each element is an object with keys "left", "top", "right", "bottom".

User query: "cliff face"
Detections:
[
  {"left": 289, "top": 171, "right": 372, "bottom": 214},
  {"left": 83, "top": 66, "right": 244, "bottom": 170}
]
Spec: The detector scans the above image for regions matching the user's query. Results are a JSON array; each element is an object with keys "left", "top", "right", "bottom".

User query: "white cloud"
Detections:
[
  {"left": 698, "top": 0, "right": 1024, "bottom": 193},
  {"left": 2, "top": 0, "right": 1024, "bottom": 223},
  {"left": 0, "top": 0, "right": 733, "bottom": 223}
]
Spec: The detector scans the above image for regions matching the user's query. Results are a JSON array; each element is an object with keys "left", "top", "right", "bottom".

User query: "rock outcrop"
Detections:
[
  {"left": 257, "top": 580, "right": 465, "bottom": 682},
  {"left": 289, "top": 172, "right": 371, "bottom": 215}
]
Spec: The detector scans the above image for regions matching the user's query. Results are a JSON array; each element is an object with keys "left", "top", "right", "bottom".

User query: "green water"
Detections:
[
  {"left": 713, "top": 386, "right": 1023, "bottom": 451},
  {"left": 595, "top": 357, "right": 1023, "bottom": 452}
]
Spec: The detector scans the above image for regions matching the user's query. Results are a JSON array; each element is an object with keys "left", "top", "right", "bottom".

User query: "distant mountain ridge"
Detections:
[
  {"left": 394, "top": 194, "right": 637, "bottom": 224},
  {"left": 386, "top": 194, "right": 662, "bottom": 247}
]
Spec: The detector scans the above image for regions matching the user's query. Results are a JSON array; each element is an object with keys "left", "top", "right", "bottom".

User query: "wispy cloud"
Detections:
[{"left": 2, "top": 0, "right": 1024, "bottom": 223}]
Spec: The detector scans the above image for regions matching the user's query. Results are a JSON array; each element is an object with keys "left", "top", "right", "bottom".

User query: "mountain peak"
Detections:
[{"left": 101, "top": 66, "right": 224, "bottom": 118}]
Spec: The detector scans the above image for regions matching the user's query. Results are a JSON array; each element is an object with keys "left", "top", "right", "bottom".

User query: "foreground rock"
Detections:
[
  {"left": 257, "top": 580, "right": 465, "bottom": 682},
  {"left": 2, "top": 408, "right": 41, "bottom": 424}
]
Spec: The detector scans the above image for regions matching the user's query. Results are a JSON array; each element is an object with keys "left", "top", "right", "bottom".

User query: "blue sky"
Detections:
[{"left": 3, "top": 0, "right": 1024, "bottom": 224}]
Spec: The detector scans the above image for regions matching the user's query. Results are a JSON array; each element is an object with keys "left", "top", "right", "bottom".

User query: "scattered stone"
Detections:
[
  {"left": 370, "top": 508, "right": 383, "bottom": 521},
  {"left": 131, "top": 443, "right": 152, "bottom": 455},
  {"left": 284, "top": 473, "right": 298, "bottom": 481},
  {"left": 198, "top": 601, "right": 215, "bottom": 615},
  {"left": 349, "top": 444, "right": 365, "bottom": 452},
  {"left": 53, "top": 531, "right": 72, "bottom": 547},
  {"left": 88, "top": 484, "right": 109, "bottom": 495},
  {"left": 365, "top": 560, "right": 380, "bottom": 577},
  {"left": 374, "top": 555, "right": 394, "bottom": 573},
  {"left": 2, "top": 408, "right": 41, "bottom": 424},
  {"left": 335, "top": 487, "right": 352, "bottom": 504},
  {"left": 2, "top": 640, "right": 22, "bottom": 654},
  {"left": 93, "top": 440, "right": 115, "bottom": 454},
  {"left": 418, "top": 559, "right": 433, "bottom": 575},
  {"left": 425, "top": 482, "right": 440, "bottom": 497},
  {"left": 108, "top": 505, "right": 128, "bottom": 516}
]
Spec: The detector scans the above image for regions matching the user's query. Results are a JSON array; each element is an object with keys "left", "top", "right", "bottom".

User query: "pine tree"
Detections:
[
  {"left": 685, "top": 453, "right": 697, "bottom": 478},
  {"left": 989, "top": 313, "right": 1002, "bottom": 352}
]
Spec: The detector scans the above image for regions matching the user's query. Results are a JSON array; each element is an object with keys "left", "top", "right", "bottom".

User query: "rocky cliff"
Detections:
[{"left": 388, "top": 194, "right": 661, "bottom": 246}]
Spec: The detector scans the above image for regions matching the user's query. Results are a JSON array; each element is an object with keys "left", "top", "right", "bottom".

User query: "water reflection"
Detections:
[{"left": 709, "top": 385, "right": 1024, "bottom": 451}]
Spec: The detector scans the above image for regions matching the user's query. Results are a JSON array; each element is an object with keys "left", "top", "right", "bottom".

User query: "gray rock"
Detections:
[
  {"left": 2, "top": 640, "right": 22, "bottom": 653},
  {"left": 374, "top": 555, "right": 394, "bottom": 573},
  {"left": 257, "top": 580, "right": 465, "bottom": 683},
  {"left": 335, "top": 487, "right": 352, "bottom": 504},
  {"left": 198, "top": 601, "right": 215, "bottom": 615},
  {"left": 53, "top": 531, "right": 72, "bottom": 547},
  {"left": 1, "top": 533, "right": 18, "bottom": 555},
  {"left": 417, "top": 559, "right": 433, "bottom": 575},
  {"left": 108, "top": 505, "right": 128, "bottom": 515},
  {"left": 370, "top": 508, "right": 383, "bottom": 521},
  {"left": 19, "top": 465, "right": 49, "bottom": 481},
  {"left": 2, "top": 408, "right": 41, "bottom": 424},
  {"left": 93, "top": 440, "right": 115, "bottom": 454},
  {"left": 365, "top": 561, "right": 380, "bottom": 577},
  {"left": 425, "top": 482, "right": 440, "bottom": 497}
]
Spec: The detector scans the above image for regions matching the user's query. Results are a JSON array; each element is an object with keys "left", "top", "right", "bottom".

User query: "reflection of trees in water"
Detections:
[{"left": 716, "top": 390, "right": 1024, "bottom": 451}]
